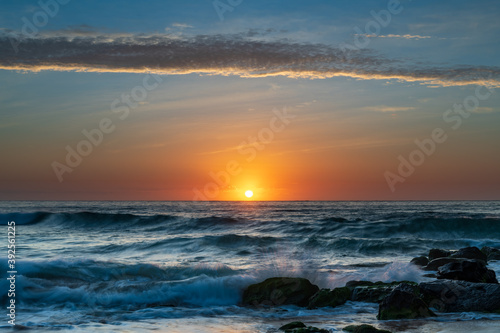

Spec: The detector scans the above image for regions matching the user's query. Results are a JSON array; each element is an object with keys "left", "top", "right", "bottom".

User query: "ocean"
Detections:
[{"left": 1, "top": 201, "right": 500, "bottom": 332}]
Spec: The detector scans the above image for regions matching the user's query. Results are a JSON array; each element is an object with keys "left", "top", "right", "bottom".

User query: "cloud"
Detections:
[
  {"left": 171, "top": 23, "right": 193, "bottom": 29},
  {"left": 358, "top": 106, "right": 417, "bottom": 112},
  {"left": 52, "top": 24, "right": 99, "bottom": 36},
  {"left": 362, "top": 34, "right": 433, "bottom": 39},
  {"left": 0, "top": 33, "right": 499, "bottom": 88},
  {"left": 473, "top": 107, "right": 496, "bottom": 114}
]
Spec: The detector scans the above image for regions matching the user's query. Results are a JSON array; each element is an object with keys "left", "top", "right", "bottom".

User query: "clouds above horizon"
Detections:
[
  {"left": 362, "top": 34, "right": 433, "bottom": 40},
  {"left": 1, "top": 32, "right": 499, "bottom": 88}
]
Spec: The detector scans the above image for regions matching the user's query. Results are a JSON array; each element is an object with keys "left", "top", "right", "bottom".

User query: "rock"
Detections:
[
  {"left": 419, "top": 280, "right": 500, "bottom": 312},
  {"left": 424, "top": 257, "right": 476, "bottom": 271},
  {"left": 437, "top": 259, "right": 497, "bottom": 283},
  {"left": 428, "top": 249, "right": 452, "bottom": 261},
  {"left": 345, "top": 280, "right": 375, "bottom": 288},
  {"left": 349, "top": 281, "right": 417, "bottom": 303},
  {"left": 279, "top": 322, "right": 329, "bottom": 333},
  {"left": 351, "top": 284, "right": 396, "bottom": 303},
  {"left": 242, "top": 277, "right": 319, "bottom": 307},
  {"left": 481, "top": 246, "right": 500, "bottom": 261},
  {"left": 449, "top": 246, "right": 487, "bottom": 262},
  {"left": 280, "top": 322, "right": 307, "bottom": 330},
  {"left": 410, "top": 256, "right": 429, "bottom": 267},
  {"left": 8, "top": 324, "right": 30, "bottom": 330},
  {"left": 308, "top": 287, "right": 351, "bottom": 308},
  {"left": 377, "top": 283, "right": 435, "bottom": 320},
  {"left": 425, "top": 247, "right": 487, "bottom": 271},
  {"left": 422, "top": 273, "right": 437, "bottom": 278},
  {"left": 343, "top": 324, "right": 392, "bottom": 333},
  {"left": 290, "top": 327, "right": 329, "bottom": 333}
]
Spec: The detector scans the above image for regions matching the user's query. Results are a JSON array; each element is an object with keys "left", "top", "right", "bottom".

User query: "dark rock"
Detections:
[
  {"left": 437, "top": 259, "right": 497, "bottom": 283},
  {"left": 345, "top": 280, "right": 375, "bottom": 288},
  {"left": 428, "top": 249, "right": 452, "bottom": 261},
  {"left": 343, "top": 324, "right": 392, "bottom": 333},
  {"left": 350, "top": 281, "right": 417, "bottom": 303},
  {"left": 449, "top": 246, "right": 487, "bottom": 262},
  {"left": 424, "top": 257, "right": 479, "bottom": 271},
  {"left": 280, "top": 322, "right": 306, "bottom": 330},
  {"left": 377, "top": 283, "right": 435, "bottom": 320},
  {"left": 279, "top": 322, "right": 329, "bottom": 333},
  {"left": 410, "top": 256, "right": 429, "bottom": 267},
  {"left": 351, "top": 284, "right": 396, "bottom": 303},
  {"left": 291, "top": 327, "right": 329, "bottom": 333},
  {"left": 308, "top": 287, "right": 351, "bottom": 308},
  {"left": 242, "top": 277, "right": 319, "bottom": 307},
  {"left": 426, "top": 247, "right": 487, "bottom": 271},
  {"left": 481, "top": 246, "right": 500, "bottom": 261},
  {"left": 10, "top": 324, "right": 30, "bottom": 330},
  {"left": 419, "top": 280, "right": 500, "bottom": 312}
]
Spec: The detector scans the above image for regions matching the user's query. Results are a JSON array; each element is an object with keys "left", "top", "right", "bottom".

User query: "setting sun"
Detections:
[{"left": 245, "top": 190, "right": 254, "bottom": 198}]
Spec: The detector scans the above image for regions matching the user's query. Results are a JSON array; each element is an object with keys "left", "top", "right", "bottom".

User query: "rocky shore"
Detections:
[{"left": 241, "top": 246, "right": 500, "bottom": 333}]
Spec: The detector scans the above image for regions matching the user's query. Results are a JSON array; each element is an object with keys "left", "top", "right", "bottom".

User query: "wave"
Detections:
[
  {"left": 321, "top": 237, "right": 474, "bottom": 255},
  {"left": 0, "top": 211, "right": 245, "bottom": 229},
  {"left": 396, "top": 216, "right": 500, "bottom": 238},
  {"left": 1, "top": 212, "right": 52, "bottom": 225},
  {"left": 15, "top": 260, "right": 238, "bottom": 282},
  {"left": 1, "top": 211, "right": 148, "bottom": 226},
  {"left": 3, "top": 211, "right": 499, "bottom": 235},
  {"left": 0, "top": 257, "right": 429, "bottom": 311},
  {"left": 0, "top": 259, "right": 253, "bottom": 310},
  {"left": 313, "top": 215, "right": 500, "bottom": 239},
  {"left": 3, "top": 211, "right": 500, "bottom": 260},
  {"left": 90, "top": 234, "right": 278, "bottom": 254}
]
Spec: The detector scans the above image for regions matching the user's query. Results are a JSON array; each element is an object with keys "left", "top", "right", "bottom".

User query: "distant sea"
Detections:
[{"left": 1, "top": 201, "right": 500, "bottom": 332}]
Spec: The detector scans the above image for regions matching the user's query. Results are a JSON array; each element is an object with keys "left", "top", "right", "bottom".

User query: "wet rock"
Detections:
[
  {"left": 293, "top": 328, "right": 329, "bottom": 333},
  {"left": 377, "top": 283, "right": 435, "bottom": 320},
  {"left": 422, "top": 273, "right": 437, "bottom": 278},
  {"left": 437, "top": 259, "right": 497, "bottom": 283},
  {"left": 345, "top": 280, "right": 375, "bottom": 288},
  {"left": 449, "top": 246, "right": 487, "bottom": 262},
  {"left": 343, "top": 324, "right": 392, "bottom": 333},
  {"left": 308, "top": 287, "right": 351, "bottom": 308},
  {"left": 424, "top": 257, "right": 473, "bottom": 271},
  {"left": 410, "top": 256, "right": 429, "bottom": 267},
  {"left": 481, "top": 246, "right": 500, "bottom": 261},
  {"left": 279, "top": 322, "right": 329, "bottom": 333},
  {"left": 428, "top": 249, "right": 452, "bottom": 261},
  {"left": 419, "top": 280, "right": 500, "bottom": 312},
  {"left": 349, "top": 281, "right": 417, "bottom": 303},
  {"left": 279, "top": 322, "right": 306, "bottom": 330},
  {"left": 350, "top": 284, "right": 396, "bottom": 303},
  {"left": 242, "top": 277, "right": 319, "bottom": 307}
]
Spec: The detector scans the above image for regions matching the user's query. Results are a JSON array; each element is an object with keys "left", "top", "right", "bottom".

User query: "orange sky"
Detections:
[{"left": 1, "top": 1, "right": 500, "bottom": 200}]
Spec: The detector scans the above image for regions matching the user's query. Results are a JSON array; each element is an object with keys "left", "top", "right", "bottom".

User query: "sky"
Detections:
[{"left": 1, "top": 0, "right": 500, "bottom": 201}]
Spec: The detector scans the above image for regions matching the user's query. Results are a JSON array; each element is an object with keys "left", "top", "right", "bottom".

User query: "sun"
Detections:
[{"left": 245, "top": 190, "right": 254, "bottom": 198}]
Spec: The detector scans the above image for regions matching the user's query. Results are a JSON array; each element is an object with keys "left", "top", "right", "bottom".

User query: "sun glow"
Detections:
[{"left": 245, "top": 190, "right": 254, "bottom": 198}]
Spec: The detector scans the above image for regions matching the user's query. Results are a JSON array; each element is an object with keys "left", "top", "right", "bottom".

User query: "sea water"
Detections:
[{"left": 1, "top": 201, "right": 500, "bottom": 332}]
